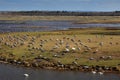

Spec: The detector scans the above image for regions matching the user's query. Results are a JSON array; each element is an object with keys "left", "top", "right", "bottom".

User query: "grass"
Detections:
[
  {"left": 1, "top": 16, "right": 120, "bottom": 24},
  {"left": 0, "top": 28, "right": 120, "bottom": 67}
]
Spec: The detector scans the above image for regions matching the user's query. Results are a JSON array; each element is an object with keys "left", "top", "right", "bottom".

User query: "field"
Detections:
[
  {"left": 1, "top": 16, "right": 120, "bottom": 24},
  {"left": 0, "top": 28, "right": 120, "bottom": 70}
]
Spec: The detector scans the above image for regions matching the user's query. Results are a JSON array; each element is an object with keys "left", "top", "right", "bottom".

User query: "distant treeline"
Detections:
[{"left": 0, "top": 11, "right": 120, "bottom": 16}]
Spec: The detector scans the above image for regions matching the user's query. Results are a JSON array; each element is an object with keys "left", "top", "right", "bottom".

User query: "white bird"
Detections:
[
  {"left": 65, "top": 48, "right": 70, "bottom": 52},
  {"left": 24, "top": 74, "right": 29, "bottom": 77},
  {"left": 72, "top": 47, "right": 76, "bottom": 51},
  {"left": 92, "top": 71, "right": 96, "bottom": 74}
]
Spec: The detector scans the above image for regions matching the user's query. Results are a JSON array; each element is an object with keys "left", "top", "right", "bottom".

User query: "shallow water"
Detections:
[
  {"left": 0, "top": 20, "right": 120, "bottom": 32},
  {"left": 0, "top": 64, "right": 119, "bottom": 80}
]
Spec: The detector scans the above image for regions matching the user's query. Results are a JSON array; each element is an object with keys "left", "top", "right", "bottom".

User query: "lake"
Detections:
[
  {"left": 0, "top": 64, "right": 119, "bottom": 80},
  {"left": 0, "top": 20, "right": 120, "bottom": 32}
]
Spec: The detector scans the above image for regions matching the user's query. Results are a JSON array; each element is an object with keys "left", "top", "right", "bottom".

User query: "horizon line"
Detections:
[{"left": 0, "top": 10, "right": 119, "bottom": 12}]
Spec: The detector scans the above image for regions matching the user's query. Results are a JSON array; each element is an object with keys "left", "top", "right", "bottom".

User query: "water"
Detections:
[
  {"left": 0, "top": 64, "right": 119, "bottom": 80},
  {"left": 0, "top": 20, "right": 120, "bottom": 32}
]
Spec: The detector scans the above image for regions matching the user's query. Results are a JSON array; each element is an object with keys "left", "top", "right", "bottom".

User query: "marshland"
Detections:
[
  {"left": 1, "top": 0, "right": 120, "bottom": 79},
  {"left": 0, "top": 15, "right": 120, "bottom": 80}
]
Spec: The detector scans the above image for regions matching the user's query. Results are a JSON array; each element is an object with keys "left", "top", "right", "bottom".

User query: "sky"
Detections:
[{"left": 0, "top": 0, "right": 120, "bottom": 11}]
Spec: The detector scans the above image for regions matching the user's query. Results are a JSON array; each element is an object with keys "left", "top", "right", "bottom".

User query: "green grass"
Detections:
[{"left": 0, "top": 28, "right": 120, "bottom": 67}]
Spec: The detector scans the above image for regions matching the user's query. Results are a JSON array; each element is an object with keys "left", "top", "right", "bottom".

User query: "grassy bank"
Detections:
[
  {"left": 0, "top": 16, "right": 120, "bottom": 24},
  {"left": 0, "top": 28, "right": 120, "bottom": 71}
]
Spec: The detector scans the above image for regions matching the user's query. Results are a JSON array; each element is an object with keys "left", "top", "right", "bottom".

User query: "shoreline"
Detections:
[{"left": 0, "top": 58, "right": 119, "bottom": 74}]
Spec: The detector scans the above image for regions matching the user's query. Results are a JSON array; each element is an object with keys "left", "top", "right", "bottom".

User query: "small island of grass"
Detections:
[{"left": 0, "top": 27, "right": 120, "bottom": 72}]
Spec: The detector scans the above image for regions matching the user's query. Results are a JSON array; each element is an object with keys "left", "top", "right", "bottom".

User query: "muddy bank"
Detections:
[{"left": 0, "top": 56, "right": 119, "bottom": 73}]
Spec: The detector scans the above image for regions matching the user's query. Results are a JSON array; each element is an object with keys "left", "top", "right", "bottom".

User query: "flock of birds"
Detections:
[
  {"left": 0, "top": 34, "right": 116, "bottom": 51},
  {"left": 0, "top": 34, "right": 118, "bottom": 58},
  {"left": 0, "top": 33, "right": 119, "bottom": 65}
]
